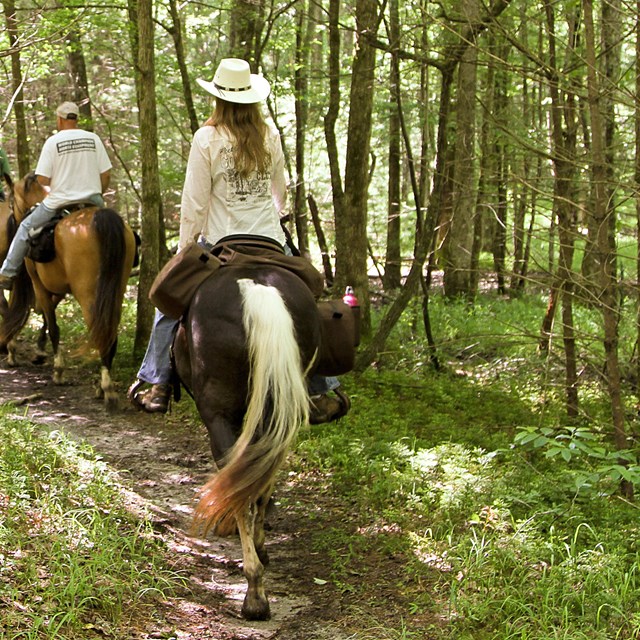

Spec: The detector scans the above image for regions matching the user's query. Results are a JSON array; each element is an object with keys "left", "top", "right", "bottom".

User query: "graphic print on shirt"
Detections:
[
  {"left": 56, "top": 138, "right": 97, "bottom": 154},
  {"left": 219, "top": 145, "right": 269, "bottom": 204}
]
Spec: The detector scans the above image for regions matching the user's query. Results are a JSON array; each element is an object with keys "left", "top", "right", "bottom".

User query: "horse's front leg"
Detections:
[{"left": 237, "top": 503, "right": 270, "bottom": 621}]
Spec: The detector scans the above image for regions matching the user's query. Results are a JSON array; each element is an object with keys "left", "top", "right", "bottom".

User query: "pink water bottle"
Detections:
[
  {"left": 343, "top": 286, "right": 358, "bottom": 307},
  {"left": 343, "top": 286, "right": 361, "bottom": 346}
]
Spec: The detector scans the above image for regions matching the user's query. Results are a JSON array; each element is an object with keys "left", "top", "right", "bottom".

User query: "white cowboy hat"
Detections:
[{"left": 196, "top": 58, "right": 271, "bottom": 104}]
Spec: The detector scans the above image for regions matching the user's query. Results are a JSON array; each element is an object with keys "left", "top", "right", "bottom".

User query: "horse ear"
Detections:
[{"left": 4, "top": 173, "right": 13, "bottom": 191}]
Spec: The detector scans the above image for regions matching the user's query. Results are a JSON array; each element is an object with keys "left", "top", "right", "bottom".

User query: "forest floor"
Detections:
[{"left": 0, "top": 339, "right": 361, "bottom": 640}]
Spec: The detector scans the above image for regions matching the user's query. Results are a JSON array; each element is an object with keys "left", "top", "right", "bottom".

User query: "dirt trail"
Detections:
[{"left": 0, "top": 345, "right": 350, "bottom": 640}]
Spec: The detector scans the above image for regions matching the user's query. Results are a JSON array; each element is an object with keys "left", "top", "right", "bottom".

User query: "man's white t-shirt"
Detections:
[
  {"left": 36, "top": 128, "right": 112, "bottom": 209},
  {"left": 178, "top": 123, "right": 287, "bottom": 251}
]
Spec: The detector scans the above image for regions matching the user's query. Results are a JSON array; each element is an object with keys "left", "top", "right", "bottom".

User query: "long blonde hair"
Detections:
[{"left": 205, "top": 99, "right": 271, "bottom": 178}]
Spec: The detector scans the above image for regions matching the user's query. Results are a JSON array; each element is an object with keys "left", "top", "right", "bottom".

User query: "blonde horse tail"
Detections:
[
  {"left": 91, "top": 208, "right": 126, "bottom": 356},
  {"left": 194, "top": 278, "right": 309, "bottom": 535}
]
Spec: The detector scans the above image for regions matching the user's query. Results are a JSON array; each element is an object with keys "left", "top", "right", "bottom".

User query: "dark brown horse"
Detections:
[
  {"left": 1, "top": 173, "right": 137, "bottom": 411},
  {"left": 173, "top": 264, "right": 321, "bottom": 620}
]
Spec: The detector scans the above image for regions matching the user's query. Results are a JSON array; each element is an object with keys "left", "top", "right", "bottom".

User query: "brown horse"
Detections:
[
  {"left": 173, "top": 264, "right": 321, "bottom": 620},
  {"left": 1, "top": 173, "right": 137, "bottom": 411},
  {"left": 0, "top": 173, "right": 46, "bottom": 363}
]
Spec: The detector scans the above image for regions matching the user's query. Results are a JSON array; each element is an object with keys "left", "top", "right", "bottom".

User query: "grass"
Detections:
[
  {"left": 292, "top": 289, "right": 640, "bottom": 639},
  {"left": 5, "top": 282, "right": 640, "bottom": 639},
  {"left": 0, "top": 404, "right": 181, "bottom": 639}
]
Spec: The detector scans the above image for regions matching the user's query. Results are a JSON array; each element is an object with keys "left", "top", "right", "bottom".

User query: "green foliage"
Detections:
[
  {"left": 513, "top": 424, "right": 640, "bottom": 508},
  {"left": 0, "top": 405, "right": 181, "bottom": 639},
  {"left": 293, "top": 292, "right": 640, "bottom": 639}
]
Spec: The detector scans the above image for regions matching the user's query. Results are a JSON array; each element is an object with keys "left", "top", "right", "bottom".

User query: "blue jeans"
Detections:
[{"left": 0, "top": 195, "right": 105, "bottom": 278}]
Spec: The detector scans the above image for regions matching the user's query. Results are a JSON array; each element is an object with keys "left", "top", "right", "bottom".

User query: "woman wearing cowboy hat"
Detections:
[{"left": 130, "top": 58, "right": 348, "bottom": 423}]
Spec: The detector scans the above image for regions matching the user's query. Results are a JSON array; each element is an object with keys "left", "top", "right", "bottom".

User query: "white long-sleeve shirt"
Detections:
[{"left": 178, "top": 123, "right": 287, "bottom": 251}]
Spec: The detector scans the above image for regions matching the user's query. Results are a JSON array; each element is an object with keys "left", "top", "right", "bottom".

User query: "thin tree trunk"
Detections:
[
  {"left": 307, "top": 193, "right": 333, "bottom": 285},
  {"left": 383, "top": 0, "right": 402, "bottom": 291},
  {"left": 129, "top": 0, "right": 164, "bottom": 356},
  {"left": 3, "top": 0, "right": 30, "bottom": 176},
  {"left": 636, "top": 0, "right": 640, "bottom": 412},
  {"left": 491, "top": 43, "right": 510, "bottom": 296},
  {"left": 539, "top": 1, "right": 579, "bottom": 417},
  {"left": 65, "top": 29, "right": 93, "bottom": 127},
  {"left": 583, "top": 0, "right": 631, "bottom": 497},
  {"left": 323, "top": 0, "right": 346, "bottom": 283},
  {"left": 293, "top": 1, "right": 314, "bottom": 259},
  {"left": 167, "top": 0, "right": 199, "bottom": 136},
  {"left": 471, "top": 32, "right": 496, "bottom": 299}
]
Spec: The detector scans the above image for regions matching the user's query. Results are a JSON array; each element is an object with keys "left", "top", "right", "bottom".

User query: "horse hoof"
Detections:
[
  {"left": 104, "top": 393, "right": 120, "bottom": 414},
  {"left": 241, "top": 598, "right": 270, "bottom": 621}
]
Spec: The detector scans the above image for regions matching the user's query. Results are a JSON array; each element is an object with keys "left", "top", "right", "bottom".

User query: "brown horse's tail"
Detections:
[
  {"left": 0, "top": 267, "right": 34, "bottom": 346},
  {"left": 194, "top": 278, "right": 309, "bottom": 536},
  {"left": 90, "top": 208, "right": 128, "bottom": 356}
]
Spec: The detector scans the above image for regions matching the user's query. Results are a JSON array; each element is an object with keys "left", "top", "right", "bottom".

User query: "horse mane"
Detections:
[{"left": 24, "top": 172, "right": 39, "bottom": 193}]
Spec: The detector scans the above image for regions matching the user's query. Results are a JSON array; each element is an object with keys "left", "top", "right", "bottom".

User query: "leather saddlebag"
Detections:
[
  {"left": 315, "top": 299, "right": 358, "bottom": 376},
  {"left": 149, "top": 242, "right": 222, "bottom": 319}
]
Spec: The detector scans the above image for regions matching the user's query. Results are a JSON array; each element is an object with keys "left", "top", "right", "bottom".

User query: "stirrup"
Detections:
[
  {"left": 309, "top": 388, "right": 351, "bottom": 425},
  {"left": 128, "top": 379, "right": 171, "bottom": 414}
]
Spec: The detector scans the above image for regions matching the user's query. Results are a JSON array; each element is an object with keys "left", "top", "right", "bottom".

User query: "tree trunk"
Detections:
[
  {"left": 3, "top": 0, "right": 30, "bottom": 177},
  {"left": 230, "top": 0, "right": 265, "bottom": 68},
  {"left": 601, "top": 0, "right": 621, "bottom": 268},
  {"left": 129, "top": 0, "right": 164, "bottom": 356},
  {"left": 511, "top": 8, "right": 530, "bottom": 293},
  {"left": 293, "top": 1, "right": 314, "bottom": 259},
  {"left": 383, "top": 0, "right": 402, "bottom": 291},
  {"left": 491, "top": 42, "right": 510, "bottom": 296},
  {"left": 308, "top": 193, "right": 333, "bottom": 285},
  {"left": 539, "top": 1, "right": 579, "bottom": 416},
  {"left": 65, "top": 29, "right": 93, "bottom": 128},
  {"left": 334, "top": 0, "right": 378, "bottom": 333},
  {"left": 583, "top": 0, "right": 631, "bottom": 497},
  {"left": 471, "top": 32, "right": 496, "bottom": 299},
  {"left": 323, "top": 0, "right": 346, "bottom": 284},
  {"left": 636, "top": 0, "right": 640, "bottom": 412},
  {"left": 167, "top": 0, "right": 199, "bottom": 136},
  {"left": 442, "top": 0, "right": 479, "bottom": 299}
]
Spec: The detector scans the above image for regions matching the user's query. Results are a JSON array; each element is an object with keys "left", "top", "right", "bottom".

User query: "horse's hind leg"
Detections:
[
  {"left": 254, "top": 485, "right": 274, "bottom": 567},
  {"left": 97, "top": 339, "right": 119, "bottom": 413},
  {"left": 32, "top": 316, "right": 49, "bottom": 364},
  {"left": 237, "top": 503, "right": 271, "bottom": 621}
]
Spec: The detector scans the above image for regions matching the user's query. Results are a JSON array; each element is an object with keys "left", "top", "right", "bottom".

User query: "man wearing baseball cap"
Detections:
[{"left": 0, "top": 101, "right": 111, "bottom": 295}]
